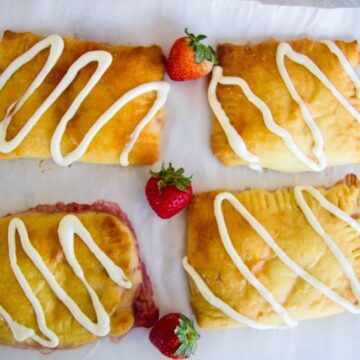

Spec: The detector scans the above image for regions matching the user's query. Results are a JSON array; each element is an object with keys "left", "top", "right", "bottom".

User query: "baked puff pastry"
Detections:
[
  {"left": 0, "top": 31, "right": 169, "bottom": 166},
  {"left": 209, "top": 39, "right": 360, "bottom": 172},
  {"left": 183, "top": 174, "right": 360, "bottom": 330},
  {"left": 0, "top": 201, "right": 158, "bottom": 349}
]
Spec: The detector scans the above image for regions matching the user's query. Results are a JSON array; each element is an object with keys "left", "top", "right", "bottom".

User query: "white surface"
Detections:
[
  {"left": 261, "top": 0, "right": 360, "bottom": 7},
  {"left": 0, "top": 0, "right": 360, "bottom": 359}
]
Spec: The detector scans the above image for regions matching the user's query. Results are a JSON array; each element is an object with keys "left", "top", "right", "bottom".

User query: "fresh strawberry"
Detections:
[
  {"left": 149, "top": 313, "right": 200, "bottom": 359},
  {"left": 145, "top": 163, "right": 192, "bottom": 219},
  {"left": 167, "top": 28, "right": 217, "bottom": 81}
]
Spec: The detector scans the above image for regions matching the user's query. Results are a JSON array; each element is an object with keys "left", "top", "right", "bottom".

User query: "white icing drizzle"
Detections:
[
  {"left": 1, "top": 215, "right": 132, "bottom": 347},
  {"left": 118, "top": 82, "right": 169, "bottom": 166},
  {"left": 0, "top": 35, "right": 64, "bottom": 153},
  {"left": 183, "top": 186, "right": 360, "bottom": 329},
  {"left": 182, "top": 257, "right": 292, "bottom": 330},
  {"left": 208, "top": 66, "right": 261, "bottom": 170},
  {"left": 294, "top": 186, "right": 360, "bottom": 311},
  {"left": 208, "top": 41, "right": 360, "bottom": 171},
  {"left": 0, "top": 35, "right": 170, "bottom": 166},
  {"left": 0, "top": 305, "right": 35, "bottom": 343},
  {"left": 320, "top": 40, "right": 360, "bottom": 98}
]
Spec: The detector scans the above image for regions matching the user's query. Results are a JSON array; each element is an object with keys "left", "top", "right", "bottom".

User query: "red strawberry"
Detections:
[
  {"left": 167, "top": 28, "right": 217, "bottom": 81},
  {"left": 149, "top": 313, "right": 200, "bottom": 359},
  {"left": 145, "top": 163, "right": 192, "bottom": 219}
]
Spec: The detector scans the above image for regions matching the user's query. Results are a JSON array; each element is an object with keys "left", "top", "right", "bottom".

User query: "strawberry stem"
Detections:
[
  {"left": 185, "top": 28, "right": 217, "bottom": 65},
  {"left": 150, "top": 163, "right": 192, "bottom": 193}
]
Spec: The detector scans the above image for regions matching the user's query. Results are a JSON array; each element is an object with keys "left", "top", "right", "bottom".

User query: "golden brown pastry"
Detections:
[
  {"left": 0, "top": 201, "right": 158, "bottom": 349},
  {"left": 209, "top": 39, "right": 360, "bottom": 172},
  {"left": 0, "top": 31, "right": 168, "bottom": 166},
  {"left": 184, "top": 174, "right": 360, "bottom": 330}
]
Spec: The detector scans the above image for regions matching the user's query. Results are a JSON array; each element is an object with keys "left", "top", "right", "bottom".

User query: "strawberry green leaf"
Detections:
[
  {"left": 184, "top": 28, "right": 217, "bottom": 65},
  {"left": 184, "top": 28, "right": 194, "bottom": 37},
  {"left": 150, "top": 163, "right": 192, "bottom": 193},
  {"left": 195, "top": 50, "right": 205, "bottom": 64},
  {"left": 196, "top": 34, "right": 207, "bottom": 41},
  {"left": 174, "top": 315, "right": 200, "bottom": 358},
  {"left": 204, "top": 45, "right": 217, "bottom": 64}
]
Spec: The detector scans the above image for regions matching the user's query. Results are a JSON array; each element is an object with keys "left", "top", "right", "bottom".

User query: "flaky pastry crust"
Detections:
[
  {"left": 0, "top": 201, "right": 157, "bottom": 349},
  {"left": 212, "top": 39, "right": 360, "bottom": 172},
  {"left": 186, "top": 175, "right": 360, "bottom": 329},
  {"left": 0, "top": 31, "right": 166, "bottom": 165}
]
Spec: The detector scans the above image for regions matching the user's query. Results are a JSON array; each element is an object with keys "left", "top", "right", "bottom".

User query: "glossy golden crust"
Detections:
[
  {"left": 0, "top": 210, "right": 142, "bottom": 348},
  {"left": 186, "top": 175, "right": 360, "bottom": 330},
  {"left": 212, "top": 39, "right": 360, "bottom": 172},
  {"left": 0, "top": 31, "right": 166, "bottom": 164}
]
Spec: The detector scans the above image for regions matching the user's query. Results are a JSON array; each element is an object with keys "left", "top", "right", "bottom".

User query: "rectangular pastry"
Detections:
[
  {"left": 208, "top": 39, "right": 360, "bottom": 172},
  {"left": 0, "top": 31, "right": 169, "bottom": 166},
  {"left": 183, "top": 174, "right": 360, "bottom": 330},
  {"left": 0, "top": 201, "right": 158, "bottom": 349}
]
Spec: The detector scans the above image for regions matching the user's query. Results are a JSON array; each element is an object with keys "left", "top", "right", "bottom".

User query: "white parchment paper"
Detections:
[{"left": 0, "top": 0, "right": 360, "bottom": 359}]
